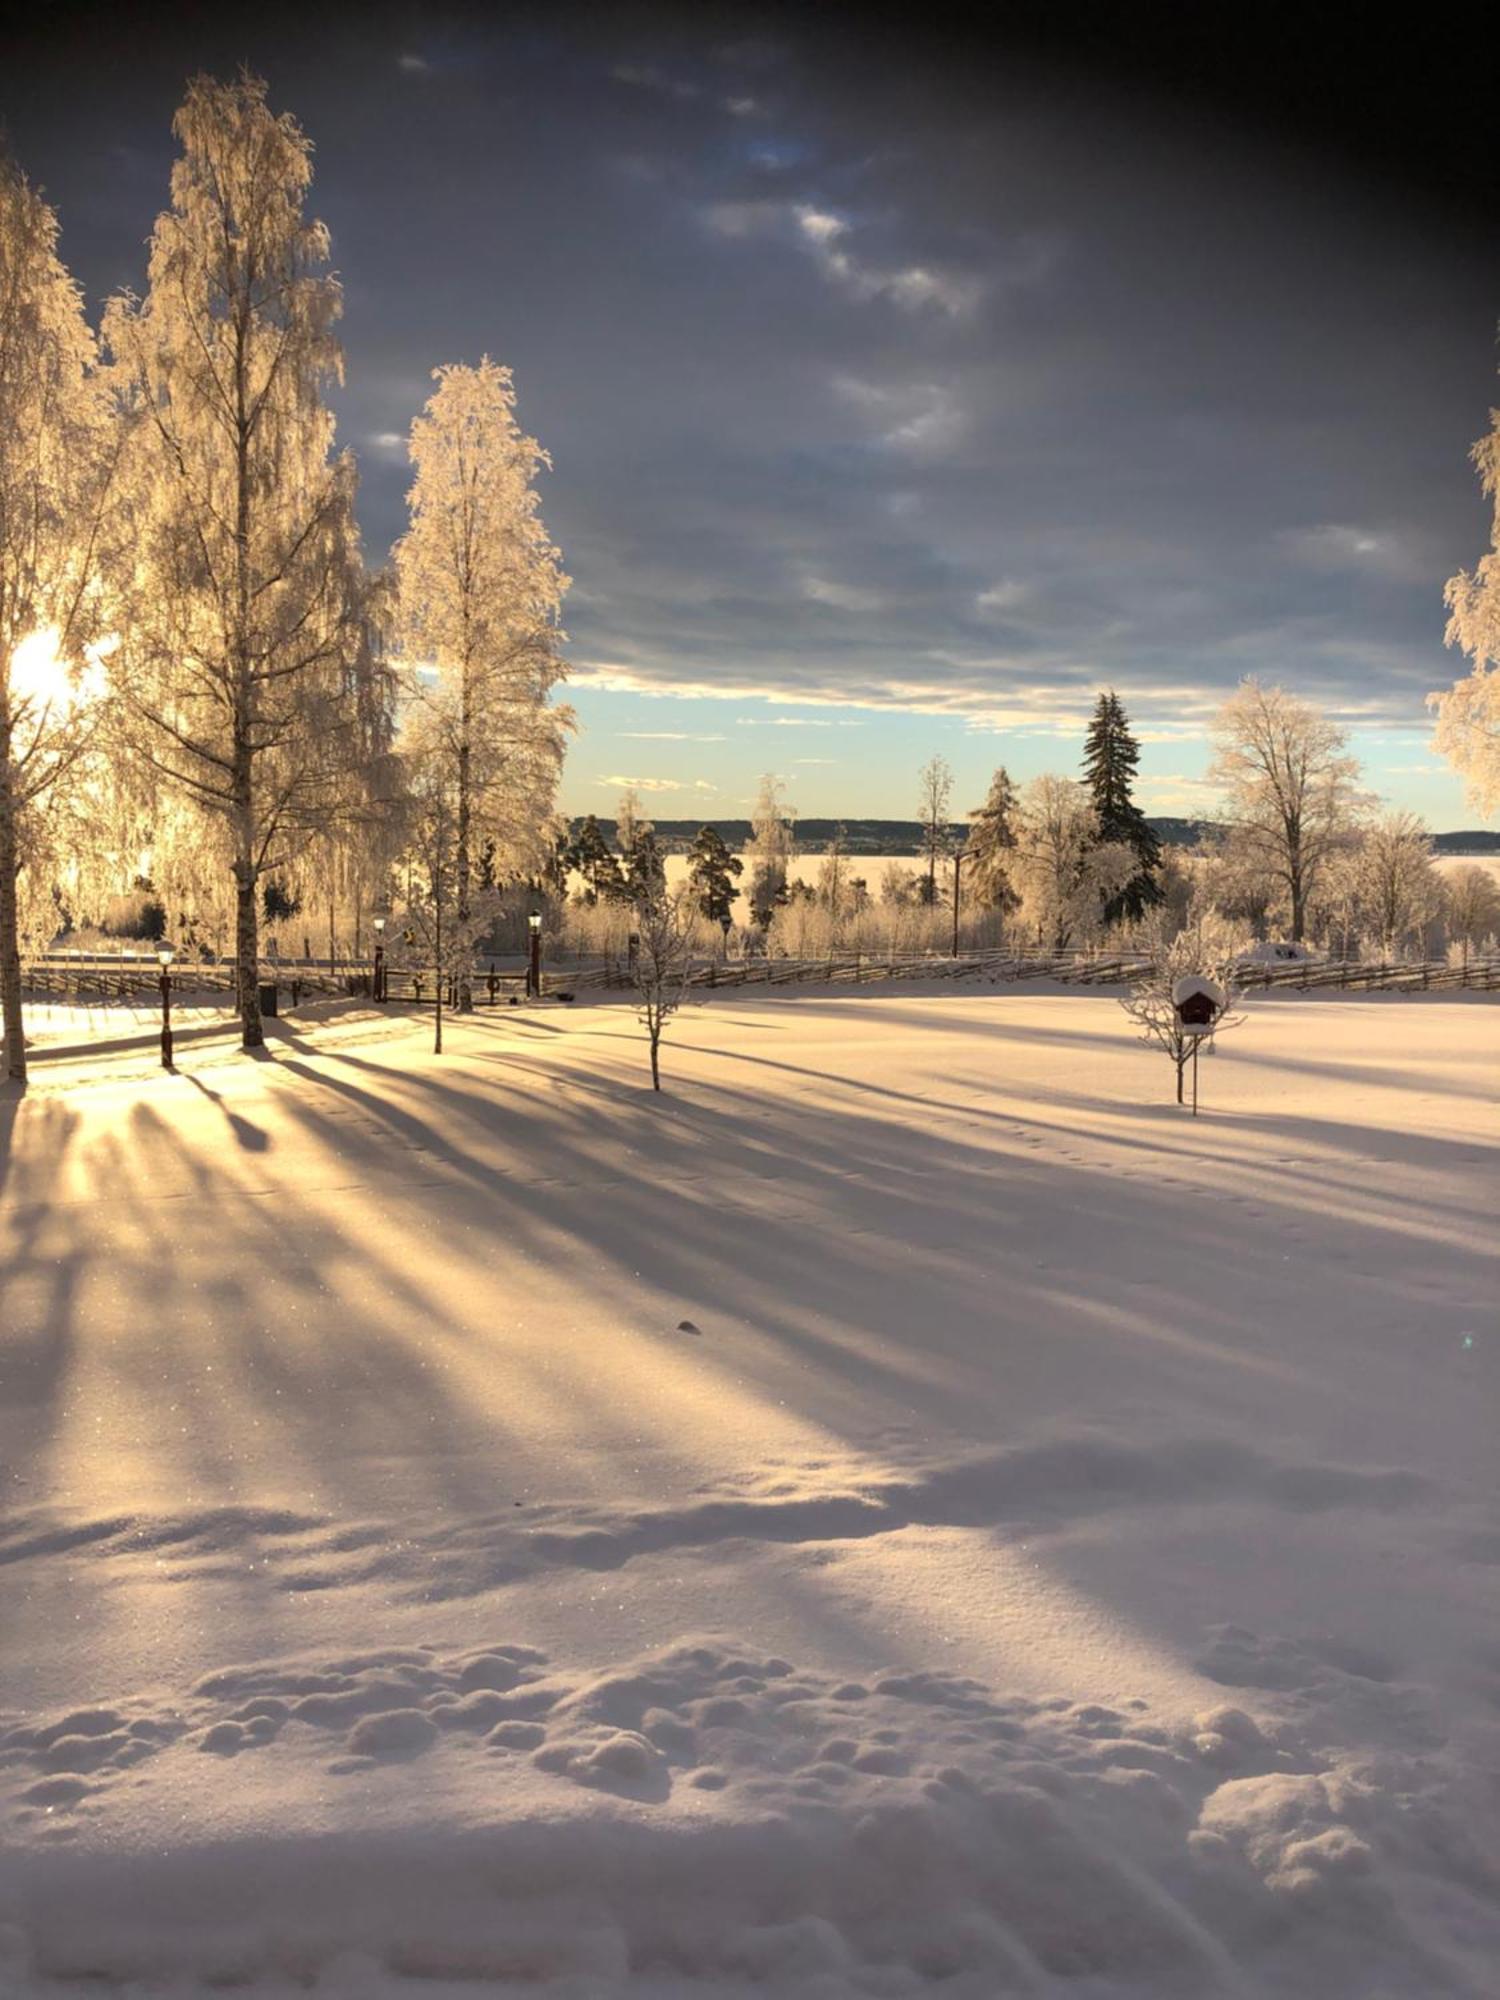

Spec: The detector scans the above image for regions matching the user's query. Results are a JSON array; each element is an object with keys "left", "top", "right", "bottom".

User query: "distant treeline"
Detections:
[{"left": 568, "top": 816, "right": 1500, "bottom": 857}]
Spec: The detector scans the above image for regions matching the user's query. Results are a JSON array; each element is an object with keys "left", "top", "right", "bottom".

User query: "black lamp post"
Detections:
[
  {"left": 372, "top": 916, "right": 386, "bottom": 1003},
  {"left": 527, "top": 909, "right": 542, "bottom": 998},
  {"left": 157, "top": 941, "right": 175, "bottom": 1069}
]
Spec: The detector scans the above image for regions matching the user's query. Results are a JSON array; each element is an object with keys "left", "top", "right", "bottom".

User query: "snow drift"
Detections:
[{"left": 4, "top": 1633, "right": 1496, "bottom": 1998}]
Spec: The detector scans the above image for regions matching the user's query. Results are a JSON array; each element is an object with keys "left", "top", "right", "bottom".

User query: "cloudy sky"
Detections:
[{"left": 7, "top": 2, "right": 1497, "bottom": 825}]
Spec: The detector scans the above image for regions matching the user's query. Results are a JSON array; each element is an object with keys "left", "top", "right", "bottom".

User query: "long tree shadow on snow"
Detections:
[{"left": 2, "top": 1003, "right": 1491, "bottom": 1705}]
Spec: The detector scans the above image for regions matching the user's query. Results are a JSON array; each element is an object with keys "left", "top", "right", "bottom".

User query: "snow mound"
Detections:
[{"left": 4, "top": 1634, "right": 1496, "bottom": 1997}]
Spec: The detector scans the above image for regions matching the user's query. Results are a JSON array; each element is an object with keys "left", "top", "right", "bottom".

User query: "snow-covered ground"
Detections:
[
  {"left": 1, "top": 985, "right": 1496, "bottom": 1997},
  {"left": 1434, "top": 853, "right": 1500, "bottom": 881}
]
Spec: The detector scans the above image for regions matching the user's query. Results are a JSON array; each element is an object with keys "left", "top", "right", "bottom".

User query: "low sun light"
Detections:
[{"left": 8, "top": 626, "right": 112, "bottom": 718}]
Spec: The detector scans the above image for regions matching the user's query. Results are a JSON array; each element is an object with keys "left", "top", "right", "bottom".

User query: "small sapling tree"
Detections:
[
  {"left": 631, "top": 889, "right": 695, "bottom": 1091},
  {"left": 1121, "top": 910, "right": 1243, "bottom": 1108}
]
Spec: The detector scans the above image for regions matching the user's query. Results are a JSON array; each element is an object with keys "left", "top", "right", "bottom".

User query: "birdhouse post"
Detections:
[{"left": 1171, "top": 976, "right": 1227, "bottom": 1115}]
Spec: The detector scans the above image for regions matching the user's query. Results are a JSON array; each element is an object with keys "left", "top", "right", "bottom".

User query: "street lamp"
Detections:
[
  {"left": 372, "top": 916, "right": 386, "bottom": 1003},
  {"left": 527, "top": 909, "right": 542, "bottom": 999},
  {"left": 157, "top": 942, "right": 175, "bottom": 1070}
]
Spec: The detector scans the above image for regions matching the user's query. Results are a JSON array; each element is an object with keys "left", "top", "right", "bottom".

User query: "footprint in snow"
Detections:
[{"left": 676, "top": 1320, "right": 702, "bottom": 1336}]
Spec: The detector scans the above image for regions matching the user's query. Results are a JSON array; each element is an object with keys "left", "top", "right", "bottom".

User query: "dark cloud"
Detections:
[{"left": 4, "top": 1, "right": 1495, "bottom": 747}]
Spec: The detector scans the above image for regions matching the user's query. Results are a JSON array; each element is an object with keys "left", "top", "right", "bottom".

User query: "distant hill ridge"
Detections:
[{"left": 567, "top": 816, "right": 1498, "bottom": 856}]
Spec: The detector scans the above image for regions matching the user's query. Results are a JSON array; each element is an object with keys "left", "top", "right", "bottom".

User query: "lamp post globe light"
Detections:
[
  {"left": 157, "top": 942, "right": 175, "bottom": 1070},
  {"left": 527, "top": 909, "right": 542, "bottom": 999},
  {"left": 372, "top": 916, "right": 386, "bottom": 1003}
]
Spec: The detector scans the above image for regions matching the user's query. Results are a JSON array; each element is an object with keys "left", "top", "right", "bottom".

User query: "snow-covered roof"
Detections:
[{"left": 1171, "top": 974, "right": 1226, "bottom": 1008}]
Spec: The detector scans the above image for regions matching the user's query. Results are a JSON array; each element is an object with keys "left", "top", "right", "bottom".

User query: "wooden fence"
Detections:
[{"left": 21, "top": 946, "right": 1500, "bottom": 1006}]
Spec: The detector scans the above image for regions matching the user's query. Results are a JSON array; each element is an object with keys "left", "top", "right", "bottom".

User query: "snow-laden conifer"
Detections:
[
  {"left": 1082, "top": 691, "right": 1161, "bottom": 923},
  {"left": 687, "top": 823, "right": 742, "bottom": 940},
  {"left": 965, "top": 766, "right": 1021, "bottom": 914}
]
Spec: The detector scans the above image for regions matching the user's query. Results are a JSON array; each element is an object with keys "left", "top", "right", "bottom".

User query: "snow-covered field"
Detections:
[
  {"left": 1434, "top": 852, "right": 1500, "bottom": 883},
  {"left": 1, "top": 985, "right": 1496, "bottom": 1997}
]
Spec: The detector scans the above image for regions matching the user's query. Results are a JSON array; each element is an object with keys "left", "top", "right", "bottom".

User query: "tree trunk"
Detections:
[
  {"left": 455, "top": 730, "right": 473, "bottom": 1013},
  {"left": 434, "top": 853, "right": 444, "bottom": 1056},
  {"left": 232, "top": 319, "right": 263, "bottom": 1052},
  {"left": 650, "top": 1026, "right": 660, "bottom": 1090},
  {"left": 0, "top": 729, "right": 27, "bottom": 1086},
  {"left": 1288, "top": 854, "right": 1306, "bottom": 942},
  {"left": 234, "top": 859, "right": 263, "bottom": 1049}
]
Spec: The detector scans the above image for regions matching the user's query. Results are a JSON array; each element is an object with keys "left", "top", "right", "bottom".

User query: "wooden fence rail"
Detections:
[{"left": 20, "top": 949, "right": 1500, "bottom": 1004}]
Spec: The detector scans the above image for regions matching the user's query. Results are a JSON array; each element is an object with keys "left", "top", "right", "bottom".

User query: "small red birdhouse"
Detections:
[{"left": 1171, "top": 975, "right": 1225, "bottom": 1034}]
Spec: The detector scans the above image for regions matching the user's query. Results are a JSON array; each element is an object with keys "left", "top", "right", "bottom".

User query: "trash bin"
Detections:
[{"left": 258, "top": 981, "right": 279, "bottom": 1017}]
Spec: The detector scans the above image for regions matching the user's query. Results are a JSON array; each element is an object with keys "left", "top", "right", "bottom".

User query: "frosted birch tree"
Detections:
[
  {"left": 816, "top": 823, "right": 853, "bottom": 925},
  {"left": 284, "top": 616, "right": 403, "bottom": 964},
  {"left": 106, "top": 73, "right": 371, "bottom": 1049},
  {"left": 1432, "top": 399, "right": 1500, "bottom": 811},
  {"left": 388, "top": 738, "right": 469, "bottom": 1057},
  {"left": 0, "top": 154, "right": 118, "bottom": 1083},
  {"left": 1350, "top": 812, "right": 1441, "bottom": 958},
  {"left": 916, "top": 754, "right": 953, "bottom": 904},
  {"left": 1443, "top": 864, "right": 1500, "bottom": 974},
  {"left": 394, "top": 359, "right": 568, "bottom": 1008},
  {"left": 1012, "top": 775, "right": 1132, "bottom": 950},
  {"left": 1208, "top": 680, "right": 1364, "bottom": 941},
  {"left": 746, "top": 772, "right": 795, "bottom": 932}
]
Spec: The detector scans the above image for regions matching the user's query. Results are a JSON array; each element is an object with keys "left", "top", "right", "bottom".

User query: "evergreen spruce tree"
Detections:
[
  {"left": 965, "top": 768, "right": 1021, "bottom": 912},
  {"left": 687, "top": 825, "right": 742, "bottom": 932},
  {"left": 626, "top": 825, "right": 667, "bottom": 911},
  {"left": 567, "top": 813, "right": 623, "bottom": 905},
  {"left": 1082, "top": 691, "right": 1162, "bottom": 923}
]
